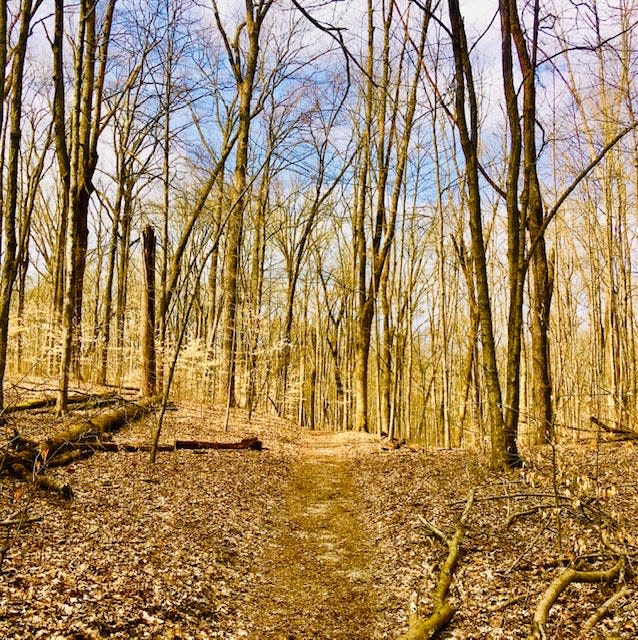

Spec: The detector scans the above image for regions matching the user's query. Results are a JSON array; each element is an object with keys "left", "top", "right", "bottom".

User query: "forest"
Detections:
[{"left": 0, "top": 0, "right": 638, "bottom": 638}]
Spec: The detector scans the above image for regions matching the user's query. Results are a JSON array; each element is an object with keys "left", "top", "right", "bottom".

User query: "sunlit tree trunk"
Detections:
[
  {"left": 353, "top": 1, "right": 430, "bottom": 432},
  {"left": 214, "top": 0, "right": 273, "bottom": 407},
  {"left": 55, "top": 0, "right": 116, "bottom": 414},
  {"left": 140, "top": 225, "right": 157, "bottom": 396},
  {"left": 508, "top": 0, "right": 554, "bottom": 444},
  {"left": 448, "top": 0, "right": 514, "bottom": 466},
  {"left": 0, "top": 0, "right": 33, "bottom": 410}
]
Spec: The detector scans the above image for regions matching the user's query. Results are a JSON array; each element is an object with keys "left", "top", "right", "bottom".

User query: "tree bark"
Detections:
[
  {"left": 140, "top": 226, "right": 157, "bottom": 397},
  {"left": 448, "top": 0, "right": 513, "bottom": 467},
  {"left": 55, "top": 0, "right": 116, "bottom": 414},
  {"left": 44, "top": 396, "right": 161, "bottom": 454},
  {"left": 508, "top": 0, "right": 554, "bottom": 445},
  {"left": 0, "top": 0, "right": 33, "bottom": 410}
]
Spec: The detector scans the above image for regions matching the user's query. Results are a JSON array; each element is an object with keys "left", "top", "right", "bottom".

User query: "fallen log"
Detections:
[
  {"left": 3, "top": 391, "right": 117, "bottom": 415},
  {"left": 398, "top": 489, "right": 475, "bottom": 640},
  {"left": 175, "top": 437, "right": 262, "bottom": 451},
  {"left": 70, "top": 442, "right": 173, "bottom": 453},
  {"left": 64, "top": 437, "right": 262, "bottom": 453},
  {"left": 42, "top": 395, "right": 161, "bottom": 455},
  {"left": 0, "top": 448, "right": 43, "bottom": 474},
  {"left": 44, "top": 449, "right": 94, "bottom": 468},
  {"left": 2, "top": 397, "right": 161, "bottom": 497},
  {"left": 3, "top": 397, "right": 261, "bottom": 498},
  {"left": 10, "top": 463, "right": 73, "bottom": 499}
]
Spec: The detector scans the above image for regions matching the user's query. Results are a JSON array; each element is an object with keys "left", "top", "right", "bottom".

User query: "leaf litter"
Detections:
[{"left": 0, "top": 395, "right": 637, "bottom": 639}]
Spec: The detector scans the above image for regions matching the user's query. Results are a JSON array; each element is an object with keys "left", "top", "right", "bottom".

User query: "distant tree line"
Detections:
[{"left": 1, "top": 0, "right": 637, "bottom": 467}]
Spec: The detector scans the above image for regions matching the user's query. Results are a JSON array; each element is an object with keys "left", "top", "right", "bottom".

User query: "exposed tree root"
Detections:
[
  {"left": 529, "top": 557, "right": 624, "bottom": 640},
  {"left": 398, "top": 489, "right": 475, "bottom": 640}
]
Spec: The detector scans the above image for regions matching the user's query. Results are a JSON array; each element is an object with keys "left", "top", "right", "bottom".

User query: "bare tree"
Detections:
[
  {"left": 54, "top": 0, "right": 116, "bottom": 414},
  {"left": 0, "top": 0, "right": 41, "bottom": 410},
  {"left": 352, "top": 1, "right": 431, "bottom": 432},
  {"left": 212, "top": 0, "right": 274, "bottom": 406}
]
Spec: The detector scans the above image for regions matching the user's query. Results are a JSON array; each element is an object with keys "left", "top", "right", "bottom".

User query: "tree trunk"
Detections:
[
  {"left": 354, "top": 300, "right": 374, "bottom": 432},
  {"left": 214, "top": 1, "right": 273, "bottom": 406},
  {"left": 97, "top": 178, "right": 124, "bottom": 385},
  {"left": 508, "top": 0, "right": 554, "bottom": 446},
  {"left": 0, "top": 0, "right": 32, "bottom": 410},
  {"left": 448, "top": 0, "right": 514, "bottom": 467},
  {"left": 55, "top": 0, "right": 116, "bottom": 414},
  {"left": 140, "top": 226, "right": 157, "bottom": 397}
]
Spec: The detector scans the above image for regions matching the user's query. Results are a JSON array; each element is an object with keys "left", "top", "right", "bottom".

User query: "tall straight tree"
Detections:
[
  {"left": 54, "top": 0, "right": 116, "bottom": 414},
  {"left": 213, "top": 0, "right": 273, "bottom": 407},
  {"left": 507, "top": 0, "right": 554, "bottom": 444},
  {"left": 0, "top": 0, "right": 37, "bottom": 410},
  {"left": 352, "top": 0, "right": 431, "bottom": 432},
  {"left": 446, "top": 0, "right": 515, "bottom": 466},
  {"left": 497, "top": 0, "right": 527, "bottom": 461}
]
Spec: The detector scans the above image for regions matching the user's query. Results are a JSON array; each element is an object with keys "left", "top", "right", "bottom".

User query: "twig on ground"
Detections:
[
  {"left": 489, "top": 591, "right": 540, "bottom": 613},
  {"left": 452, "top": 492, "right": 572, "bottom": 506},
  {"left": 506, "top": 504, "right": 557, "bottom": 526},
  {"left": 0, "top": 515, "right": 41, "bottom": 526},
  {"left": 503, "top": 522, "right": 550, "bottom": 574}
]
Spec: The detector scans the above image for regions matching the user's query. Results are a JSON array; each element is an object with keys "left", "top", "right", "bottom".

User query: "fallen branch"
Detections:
[
  {"left": 590, "top": 416, "right": 638, "bottom": 440},
  {"left": 398, "top": 489, "right": 475, "bottom": 640},
  {"left": 581, "top": 585, "right": 631, "bottom": 634},
  {"left": 10, "top": 463, "right": 73, "bottom": 500},
  {"left": 529, "top": 558, "right": 624, "bottom": 640},
  {"left": 0, "top": 515, "right": 42, "bottom": 527},
  {"left": 503, "top": 522, "right": 549, "bottom": 574},
  {"left": 44, "top": 449, "right": 94, "bottom": 468},
  {"left": 452, "top": 493, "right": 572, "bottom": 506},
  {"left": 506, "top": 504, "right": 556, "bottom": 526},
  {"left": 489, "top": 591, "right": 540, "bottom": 613}
]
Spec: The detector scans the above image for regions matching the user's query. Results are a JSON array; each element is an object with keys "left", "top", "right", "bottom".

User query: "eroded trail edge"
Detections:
[{"left": 256, "top": 432, "right": 378, "bottom": 639}]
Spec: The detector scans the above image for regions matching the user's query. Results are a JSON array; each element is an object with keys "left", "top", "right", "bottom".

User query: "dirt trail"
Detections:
[{"left": 255, "top": 431, "right": 379, "bottom": 639}]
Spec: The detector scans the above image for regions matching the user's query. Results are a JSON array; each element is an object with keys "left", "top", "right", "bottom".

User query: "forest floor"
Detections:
[{"left": 0, "top": 379, "right": 637, "bottom": 639}]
